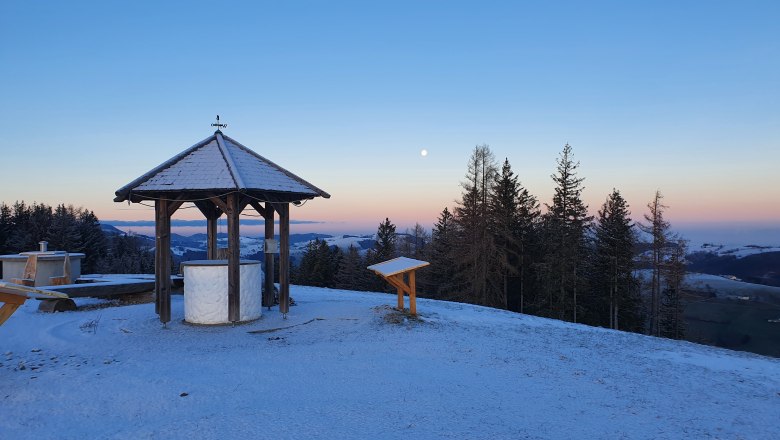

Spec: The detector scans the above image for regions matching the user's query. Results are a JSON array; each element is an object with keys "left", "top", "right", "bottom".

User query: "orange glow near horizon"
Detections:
[{"left": 94, "top": 192, "right": 780, "bottom": 237}]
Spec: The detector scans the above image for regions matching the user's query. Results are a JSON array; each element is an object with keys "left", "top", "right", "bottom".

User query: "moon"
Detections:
[{"left": 420, "top": 149, "right": 428, "bottom": 157}]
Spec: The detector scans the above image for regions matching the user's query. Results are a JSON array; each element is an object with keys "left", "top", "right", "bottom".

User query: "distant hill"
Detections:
[
  {"left": 100, "top": 224, "right": 126, "bottom": 236},
  {"left": 688, "top": 250, "right": 780, "bottom": 287},
  {"left": 99, "top": 223, "right": 375, "bottom": 262},
  {"left": 682, "top": 272, "right": 780, "bottom": 357}
]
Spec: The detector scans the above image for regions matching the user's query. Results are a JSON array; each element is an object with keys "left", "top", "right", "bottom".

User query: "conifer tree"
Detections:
[
  {"left": 0, "top": 203, "right": 12, "bottom": 254},
  {"left": 77, "top": 209, "right": 108, "bottom": 274},
  {"left": 399, "top": 223, "right": 428, "bottom": 259},
  {"left": 294, "top": 239, "right": 340, "bottom": 288},
  {"left": 7, "top": 201, "right": 33, "bottom": 250},
  {"left": 591, "top": 189, "right": 643, "bottom": 330},
  {"left": 366, "top": 218, "right": 398, "bottom": 292},
  {"left": 48, "top": 204, "right": 80, "bottom": 252},
  {"left": 660, "top": 239, "right": 687, "bottom": 339},
  {"left": 427, "top": 207, "right": 458, "bottom": 300},
  {"left": 453, "top": 145, "right": 499, "bottom": 307},
  {"left": 370, "top": 218, "right": 397, "bottom": 264},
  {"left": 489, "top": 158, "right": 521, "bottom": 309},
  {"left": 515, "top": 185, "right": 541, "bottom": 313},
  {"left": 29, "top": 203, "right": 53, "bottom": 248},
  {"left": 335, "top": 244, "right": 367, "bottom": 291},
  {"left": 103, "top": 234, "right": 155, "bottom": 274},
  {"left": 398, "top": 223, "right": 432, "bottom": 292},
  {"left": 541, "top": 144, "right": 592, "bottom": 322},
  {"left": 639, "top": 190, "right": 671, "bottom": 336}
]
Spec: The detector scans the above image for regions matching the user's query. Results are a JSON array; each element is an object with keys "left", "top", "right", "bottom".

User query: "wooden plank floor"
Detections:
[{"left": 41, "top": 277, "right": 184, "bottom": 299}]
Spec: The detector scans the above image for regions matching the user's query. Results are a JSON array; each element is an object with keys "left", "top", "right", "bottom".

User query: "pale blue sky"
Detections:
[{"left": 1, "top": 1, "right": 778, "bottom": 241}]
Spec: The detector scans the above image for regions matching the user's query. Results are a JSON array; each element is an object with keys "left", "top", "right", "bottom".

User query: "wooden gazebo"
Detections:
[{"left": 114, "top": 126, "right": 330, "bottom": 324}]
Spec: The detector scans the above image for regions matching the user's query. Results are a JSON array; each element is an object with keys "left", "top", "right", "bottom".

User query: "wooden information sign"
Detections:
[{"left": 367, "top": 257, "right": 430, "bottom": 315}]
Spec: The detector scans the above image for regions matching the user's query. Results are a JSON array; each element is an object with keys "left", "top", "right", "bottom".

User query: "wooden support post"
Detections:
[
  {"left": 194, "top": 201, "right": 220, "bottom": 260},
  {"left": 154, "top": 221, "right": 161, "bottom": 315},
  {"left": 397, "top": 280, "right": 404, "bottom": 311},
  {"left": 264, "top": 202, "right": 275, "bottom": 308},
  {"left": 207, "top": 215, "right": 218, "bottom": 259},
  {"left": 278, "top": 203, "right": 290, "bottom": 315},
  {"left": 409, "top": 270, "right": 417, "bottom": 315},
  {"left": 226, "top": 193, "right": 241, "bottom": 323},
  {"left": 155, "top": 199, "right": 172, "bottom": 324},
  {"left": 0, "top": 303, "right": 22, "bottom": 326}
]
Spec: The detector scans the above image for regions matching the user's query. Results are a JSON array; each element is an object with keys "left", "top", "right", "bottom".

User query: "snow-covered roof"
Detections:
[{"left": 114, "top": 131, "right": 330, "bottom": 203}]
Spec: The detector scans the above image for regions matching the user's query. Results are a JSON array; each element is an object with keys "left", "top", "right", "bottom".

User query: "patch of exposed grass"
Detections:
[{"left": 373, "top": 304, "right": 426, "bottom": 327}]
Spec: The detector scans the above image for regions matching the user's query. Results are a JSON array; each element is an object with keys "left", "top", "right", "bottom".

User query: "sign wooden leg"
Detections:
[
  {"left": 0, "top": 292, "right": 27, "bottom": 326},
  {"left": 409, "top": 270, "right": 417, "bottom": 315}
]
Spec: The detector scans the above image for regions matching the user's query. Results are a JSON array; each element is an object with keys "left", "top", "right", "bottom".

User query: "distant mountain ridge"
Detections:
[{"left": 100, "top": 222, "right": 374, "bottom": 262}]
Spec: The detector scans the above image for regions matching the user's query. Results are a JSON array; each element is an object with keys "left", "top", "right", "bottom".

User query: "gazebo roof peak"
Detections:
[{"left": 114, "top": 131, "right": 330, "bottom": 203}]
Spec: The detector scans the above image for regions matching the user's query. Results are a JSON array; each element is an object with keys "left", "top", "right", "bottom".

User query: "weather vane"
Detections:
[{"left": 211, "top": 115, "right": 227, "bottom": 132}]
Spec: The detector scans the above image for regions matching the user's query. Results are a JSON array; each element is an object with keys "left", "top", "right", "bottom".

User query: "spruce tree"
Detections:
[
  {"left": 366, "top": 218, "right": 398, "bottom": 292},
  {"left": 47, "top": 204, "right": 80, "bottom": 252},
  {"left": 427, "top": 207, "right": 458, "bottom": 300},
  {"left": 335, "top": 244, "right": 367, "bottom": 290},
  {"left": 591, "top": 189, "right": 643, "bottom": 331},
  {"left": 77, "top": 210, "right": 108, "bottom": 274},
  {"left": 489, "top": 158, "right": 521, "bottom": 309},
  {"left": 8, "top": 201, "right": 33, "bottom": 251},
  {"left": 104, "top": 234, "right": 154, "bottom": 274},
  {"left": 0, "top": 203, "right": 12, "bottom": 254},
  {"left": 29, "top": 203, "right": 53, "bottom": 248},
  {"left": 371, "top": 218, "right": 397, "bottom": 263},
  {"left": 541, "top": 144, "right": 592, "bottom": 322},
  {"left": 294, "top": 239, "right": 340, "bottom": 288},
  {"left": 293, "top": 239, "right": 318, "bottom": 286},
  {"left": 515, "top": 185, "right": 541, "bottom": 313}
]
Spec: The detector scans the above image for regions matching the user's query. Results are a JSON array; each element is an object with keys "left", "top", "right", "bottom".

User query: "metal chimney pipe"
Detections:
[{"left": 39, "top": 241, "right": 48, "bottom": 252}]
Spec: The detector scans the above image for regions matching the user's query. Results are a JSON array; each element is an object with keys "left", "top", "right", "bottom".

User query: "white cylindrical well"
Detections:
[{"left": 181, "top": 260, "right": 263, "bottom": 324}]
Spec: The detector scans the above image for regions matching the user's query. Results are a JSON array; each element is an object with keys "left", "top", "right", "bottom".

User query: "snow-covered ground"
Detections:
[
  {"left": 324, "top": 234, "right": 375, "bottom": 250},
  {"left": 2, "top": 287, "right": 778, "bottom": 439},
  {"left": 685, "top": 272, "right": 780, "bottom": 301}
]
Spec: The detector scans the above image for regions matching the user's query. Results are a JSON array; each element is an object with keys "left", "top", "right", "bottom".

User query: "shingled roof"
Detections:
[{"left": 114, "top": 131, "right": 330, "bottom": 203}]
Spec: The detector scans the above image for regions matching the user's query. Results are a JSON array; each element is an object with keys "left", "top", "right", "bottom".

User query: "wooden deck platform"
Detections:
[{"left": 42, "top": 276, "right": 183, "bottom": 298}]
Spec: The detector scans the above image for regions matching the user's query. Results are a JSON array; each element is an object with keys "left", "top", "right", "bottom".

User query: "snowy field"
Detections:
[
  {"left": 685, "top": 272, "right": 780, "bottom": 301},
  {"left": 2, "top": 287, "right": 779, "bottom": 439}
]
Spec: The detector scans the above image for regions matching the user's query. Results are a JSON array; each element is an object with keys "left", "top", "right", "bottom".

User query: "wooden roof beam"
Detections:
[
  {"left": 194, "top": 200, "right": 222, "bottom": 219},
  {"left": 208, "top": 195, "right": 229, "bottom": 213},
  {"left": 249, "top": 201, "right": 268, "bottom": 220}
]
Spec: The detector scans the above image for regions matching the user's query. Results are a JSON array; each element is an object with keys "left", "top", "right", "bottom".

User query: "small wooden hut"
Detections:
[{"left": 114, "top": 127, "right": 329, "bottom": 324}]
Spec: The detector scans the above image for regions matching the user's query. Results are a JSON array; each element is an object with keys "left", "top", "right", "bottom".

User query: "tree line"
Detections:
[
  {"left": 292, "top": 144, "right": 687, "bottom": 339},
  {"left": 0, "top": 201, "right": 154, "bottom": 275}
]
